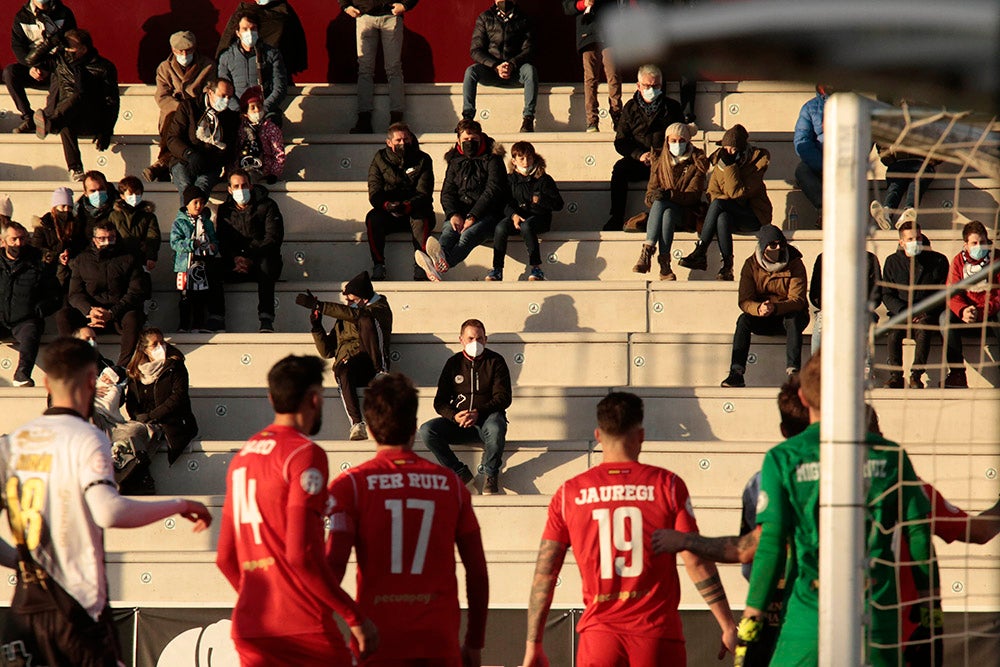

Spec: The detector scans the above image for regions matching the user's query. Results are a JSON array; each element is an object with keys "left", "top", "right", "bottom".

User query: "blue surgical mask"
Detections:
[
  {"left": 175, "top": 52, "right": 193, "bottom": 67},
  {"left": 124, "top": 193, "right": 142, "bottom": 208},
  {"left": 640, "top": 87, "right": 661, "bottom": 103},
  {"left": 232, "top": 188, "right": 251, "bottom": 206},
  {"left": 668, "top": 140, "right": 688, "bottom": 157},
  {"left": 904, "top": 240, "right": 922, "bottom": 257},
  {"left": 257, "top": 0, "right": 272, "bottom": 4},
  {"left": 211, "top": 94, "right": 230, "bottom": 112},
  {"left": 969, "top": 245, "right": 991, "bottom": 261},
  {"left": 88, "top": 190, "right": 108, "bottom": 208},
  {"left": 240, "top": 30, "right": 258, "bottom": 48}
]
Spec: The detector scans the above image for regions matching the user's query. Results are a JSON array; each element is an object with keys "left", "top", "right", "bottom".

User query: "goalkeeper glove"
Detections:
[{"left": 734, "top": 615, "right": 763, "bottom": 667}]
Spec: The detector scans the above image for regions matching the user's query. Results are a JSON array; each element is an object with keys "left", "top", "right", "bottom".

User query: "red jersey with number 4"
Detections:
[
  {"left": 328, "top": 450, "right": 480, "bottom": 660},
  {"left": 218, "top": 425, "right": 343, "bottom": 639},
  {"left": 542, "top": 461, "right": 699, "bottom": 639}
]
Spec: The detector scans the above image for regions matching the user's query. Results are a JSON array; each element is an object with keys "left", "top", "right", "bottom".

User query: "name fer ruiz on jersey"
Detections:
[{"left": 366, "top": 471, "right": 452, "bottom": 491}]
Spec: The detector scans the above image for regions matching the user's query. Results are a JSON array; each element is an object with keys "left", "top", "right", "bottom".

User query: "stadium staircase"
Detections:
[{"left": 0, "top": 82, "right": 997, "bottom": 651}]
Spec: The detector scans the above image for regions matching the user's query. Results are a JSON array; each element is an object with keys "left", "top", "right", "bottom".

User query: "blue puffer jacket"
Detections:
[
  {"left": 170, "top": 209, "right": 219, "bottom": 273},
  {"left": 793, "top": 92, "right": 826, "bottom": 173},
  {"left": 217, "top": 40, "right": 288, "bottom": 116}
]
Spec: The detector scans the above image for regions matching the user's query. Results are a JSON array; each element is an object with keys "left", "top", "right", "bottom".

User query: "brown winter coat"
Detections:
[
  {"left": 154, "top": 54, "right": 217, "bottom": 131},
  {"left": 738, "top": 246, "right": 808, "bottom": 317},
  {"left": 645, "top": 146, "right": 709, "bottom": 209},
  {"left": 707, "top": 145, "right": 772, "bottom": 226}
]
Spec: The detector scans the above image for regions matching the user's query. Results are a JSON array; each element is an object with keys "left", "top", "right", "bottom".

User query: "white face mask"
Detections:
[
  {"left": 248, "top": 111, "right": 263, "bottom": 124},
  {"left": 257, "top": 0, "right": 272, "bottom": 4},
  {"left": 640, "top": 87, "right": 661, "bottom": 103},
  {"left": 232, "top": 187, "right": 251, "bottom": 205},
  {"left": 124, "top": 193, "right": 142, "bottom": 208},
  {"left": 240, "top": 30, "right": 259, "bottom": 48},
  {"left": 175, "top": 53, "right": 193, "bottom": 67},
  {"left": 514, "top": 163, "right": 535, "bottom": 176},
  {"left": 211, "top": 94, "right": 230, "bottom": 112},
  {"left": 464, "top": 341, "right": 484, "bottom": 358},
  {"left": 148, "top": 344, "right": 166, "bottom": 361},
  {"left": 904, "top": 240, "right": 922, "bottom": 257},
  {"left": 668, "top": 140, "right": 688, "bottom": 157}
]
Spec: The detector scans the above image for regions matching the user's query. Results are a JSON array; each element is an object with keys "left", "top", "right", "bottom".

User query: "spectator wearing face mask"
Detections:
[
  {"left": 365, "top": 122, "right": 434, "bottom": 281},
  {"left": 881, "top": 220, "right": 950, "bottom": 388},
  {"left": 143, "top": 30, "right": 217, "bottom": 183},
  {"left": 939, "top": 220, "right": 999, "bottom": 388},
  {"left": 415, "top": 119, "right": 507, "bottom": 281},
  {"left": 30, "top": 28, "right": 118, "bottom": 182},
  {"left": 71, "top": 169, "right": 115, "bottom": 236},
  {"left": 164, "top": 76, "right": 240, "bottom": 204},
  {"left": 171, "top": 186, "right": 224, "bottom": 333},
  {"left": 234, "top": 86, "right": 285, "bottom": 184},
  {"left": 721, "top": 225, "right": 808, "bottom": 388},
  {"left": 4, "top": 0, "right": 77, "bottom": 135},
  {"left": 108, "top": 176, "right": 161, "bottom": 279},
  {"left": 604, "top": 64, "right": 683, "bottom": 231},
  {"left": 487, "top": 140, "right": 563, "bottom": 282},
  {"left": 679, "top": 124, "right": 771, "bottom": 281},
  {"left": 217, "top": 8, "right": 288, "bottom": 125},
  {"left": 56, "top": 220, "right": 146, "bottom": 365},
  {"left": 633, "top": 122, "right": 708, "bottom": 281},
  {"left": 217, "top": 0, "right": 308, "bottom": 79},
  {"left": 30, "top": 185, "right": 86, "bottom": 289}
]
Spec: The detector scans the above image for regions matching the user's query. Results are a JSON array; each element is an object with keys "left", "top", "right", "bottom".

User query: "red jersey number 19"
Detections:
[
  {"left": 592, "top": 506, "right": 643, "bottom": 579},
  {"left": 385, "top": 499, "right": 435, "bottom": 575},
  {"left": 233, "top": 467, "right": 264, "bottom": 545}
]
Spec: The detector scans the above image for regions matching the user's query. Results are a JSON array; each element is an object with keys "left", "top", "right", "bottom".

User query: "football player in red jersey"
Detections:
[
  {"left": 327, "top": 373, "right": 489, "bottom": 666},
  {"left": 216, "top": 355, "right": 378, "bottom": 666},
  {"left": 522, "top": 392, "right": 737, "bottom": 667}
]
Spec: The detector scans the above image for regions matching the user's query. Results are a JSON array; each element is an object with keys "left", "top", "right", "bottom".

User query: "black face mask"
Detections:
[
  {"left": 392, "top": 143, "right": 407, "bottom": 158},
  {"left": 461, "top": 139, "right": 480, "bottom": 155},
  {"left": 496, "top": 1, "right": 511, "bottom": 13}
]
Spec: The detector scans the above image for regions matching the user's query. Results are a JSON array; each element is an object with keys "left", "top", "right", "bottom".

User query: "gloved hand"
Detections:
[
  {"left": 295, "top": 290, "right": 320, "bottom": 310},
  {"left": 184, "top": 148, "right": 206, "bottom": 173},
  {"left": 94, "top": 134, "right": 111, "bottom": 151},
  {"left": 903, "top": 604, "right": 943, "bottom": 666},
  {"left": 733, "top": 615, "right": 762, "bottom": 667}
]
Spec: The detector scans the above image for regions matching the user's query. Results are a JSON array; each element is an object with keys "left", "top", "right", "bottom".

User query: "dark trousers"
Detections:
[
  {"left": 3, "top": 62, "right": 48, "bottom": 119},
  {"left": 419, "top": 411, "right": 507, "bottom": 478},
  {"left": 883, "top": 159, "right": 935, "bottom": 210},
  {"left": 493, "top": 214, "right": 549, "bottom": 269},
  {"left": 178, "top": 263, "right": 226, "bottom": 331},
  {"left": 55, "top": 307, "right": 144, "bottom": 367},
  {"left": 795, "top": 161, "right": 823, "bottom": 212},
  {"left": 439, "top": 215, "right": 501, "bottom": 268},
  {"left": 698, "top": 198, "right": 761, "bottom": 259},
  {"left": 609, "top": 157, "right": 650, "bottom": 224},
  {"left": 44, "top": 83, "right": 100, "bottom": 172},
  {"left": 0, "top": 318, "right": 44, "bottom": 383},
  {"left": 365, "top": 208, "right": 432, "bottom": 264},
  {"left": 224, "top": 252, "right": 283, "bottom": 320},
  {"left": 884, "top": 318, "right": 938, "bottom": 379},
  {"left": 941, "top": 311, "right": 1000, "bottom": 371},
  {"left": 731, "top": 310, "right": 810, "bottom": 373},
  {"left": 335, "top": 354, "right": 376, "bottom": 424}
]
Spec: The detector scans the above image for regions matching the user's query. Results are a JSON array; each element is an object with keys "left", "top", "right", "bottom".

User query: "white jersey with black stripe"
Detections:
[{"left": 0, "top": 411, "right": 116, "bottom": 620}]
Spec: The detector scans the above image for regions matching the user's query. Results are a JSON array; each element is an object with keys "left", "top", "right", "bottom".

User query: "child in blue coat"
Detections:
[{"left": 170, "top": 186, "right": 224, "bottom": 332}]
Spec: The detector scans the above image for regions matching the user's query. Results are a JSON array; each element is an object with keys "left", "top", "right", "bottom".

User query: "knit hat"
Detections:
[
  {"left": 664, "top": 122, "right": 693, "bottom": 142},
  {"left": 757, "top": 224, "right": 787, "bottom": 251},
  {"left": 0, "top": 194, "right": 11, "bottom": 218},
  {"left": 183, "top": 185, "right": 206, "bottom": 207},
  {"left": 51, "top": 187, "right": 74, "bottom": 208},
  {"left": 343, "top": 271, "right": 375, "bottom": 300},
  {"left": 718, "top": 124, "right": 749, "bottom": 150},
  {"left": 240, "top": 86, "right": 264, "bottom": 111},
  {"left": 170, "top": 31, "right": 196, "bottom": 51}
]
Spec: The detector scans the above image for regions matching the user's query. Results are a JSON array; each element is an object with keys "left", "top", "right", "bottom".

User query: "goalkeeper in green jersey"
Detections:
[{"left": 740, "top": 350, "right": 932, "bottom": 667}]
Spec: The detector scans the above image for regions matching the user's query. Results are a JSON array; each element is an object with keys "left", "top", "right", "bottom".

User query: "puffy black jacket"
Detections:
[
  {"left": 216, "top": 0, "right": 308, "bottom": 75},
  {"left": 67, "top": 243, "right": 145, "bottom": 319},
  {"left": 108, "top": 199, "right": 161, "bottom": 264},
  {"left": 125, "top": 344, "right": 198, "bottom": 464},
  {"left": 441, "top": 136, "right": 508, "bottom": 220},
  {"left": 216, "top": 185, "right": 285, "bottom": 262},
  {"left": 367, "top": 144, "right": 434, "bottom": 217},
  {"left": 32, "top": 47, "right": 119, "bottom": 140},
  {"left": 432, "top": 348, "right": 512, "bottom": 423},
  {"left": 0, "top": 245, "right": 61, "bottom": 326},
  {"left": 614, "top": 91, "right": 684, "bottom": 161},
  {"left": 881, "top": 247, "right": 950, "bottom": 319},
  {"left": 505, "top": 164, "right": 564, "bottom": 223},
  {"left": 30, "top": 211, "right": 88, "bottom": 287},
  {"left": 12, "top": 0, "right": 75, "bottom": 68},
  {"left": 164, "top": 96, "right": 240, "bottom": 170},
  {"left": 338, "top": 0, "right": 419, "bottom": 17},
  {"left": 470, "top": 3, "right": 533, "bottom": 69}
]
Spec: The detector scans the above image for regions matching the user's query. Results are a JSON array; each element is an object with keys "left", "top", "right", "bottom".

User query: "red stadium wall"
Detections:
[{"left": 0, "top": 0, "right": 581, "bottom": 84}]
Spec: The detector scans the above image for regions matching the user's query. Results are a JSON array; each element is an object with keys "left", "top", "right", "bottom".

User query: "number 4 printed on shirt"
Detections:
[
  {"left": 232, "top": 467, "right": 264, "bottom": 545},
  {"left": 592, "top": 506, "right": 644, "bottom": 579},
  {"left": 385, "top": 499, "right": 435, "bottom": 574}
]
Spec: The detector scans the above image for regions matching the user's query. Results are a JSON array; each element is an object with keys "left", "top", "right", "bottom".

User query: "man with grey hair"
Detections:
[{"left": 605, "top": 64, "right": 684, "bottom": 231}]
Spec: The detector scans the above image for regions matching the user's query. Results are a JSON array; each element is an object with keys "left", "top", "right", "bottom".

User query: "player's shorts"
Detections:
[
  {"left": 234, "top": 632, "right": 352, "bottom": 666},
  {"left": 770, "top": 630, "right": 819, "bottom": 667},
  {"left": 577, "top": 629, "right": 686, "bottom": 667}
]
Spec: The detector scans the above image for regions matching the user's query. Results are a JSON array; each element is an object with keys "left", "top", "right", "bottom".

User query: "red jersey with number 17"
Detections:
[
  {"left": 328, "top": 450, "right": 480, "bottom": 660},
  {"left": 218, "top": 425, "right": 349, "bottom": 639},
  {"left": 542, "top": 461, "right": 699, "bottom": 639}
]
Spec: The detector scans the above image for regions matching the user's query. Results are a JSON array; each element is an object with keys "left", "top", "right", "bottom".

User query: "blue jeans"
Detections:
[
  {"left": 462, "top": 63, "right": 538, "bottom": 118},
  {"left": 440, "top": 216, "right": 501, "bottom": 267},
  {"left": 493, "top": 214, "right": 549, "bottom": 269},
  {"left": 170, "top": 162, "right": 220, "bottom": 205},
  {"left": 645, "top": 199, "right": 685, "bottom": 255},
  {"left": 883, "top": 159, "right": 935, "bottom": 210},
  {"left": 698, "top": 199, "right": 761, "bottom": 259},
  {"left": 419, "top": 411, "right": 508, "bottom": 477}
]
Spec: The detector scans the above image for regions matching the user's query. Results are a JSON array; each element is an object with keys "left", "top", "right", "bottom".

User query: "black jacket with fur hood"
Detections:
[
  {"left": 441, "top": 135, "right": 508, "bottom": 221},
  {"left": 108, "top": 199, "right": 161, "bottom": 264}
]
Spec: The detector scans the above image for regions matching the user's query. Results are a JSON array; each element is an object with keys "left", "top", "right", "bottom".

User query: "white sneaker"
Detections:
[
  {"left": 424, "top": 237, "right": 449, "bottom": 274},
  {"left": 349, "top": 422, "right": 368, "bottom": 441},
  {"left": 895, "top": 207, "right": 917, "bottom": 229},
  {"left": 414, "top": 250, "right": 441, "bottom": 281},
  {"left": 870, "top": 201, "right": 892, "bottom": 230}
]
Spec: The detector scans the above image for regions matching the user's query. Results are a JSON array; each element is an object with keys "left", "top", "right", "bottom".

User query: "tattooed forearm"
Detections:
[
  {"left": 695, "top": 573, "right": 728, "bottom": 605},
  {"left": 526, "top": 539, "right": 568, "bottom": 643},
  {"left": 683, "top": 533, "right": 744, "bottom": 564}
]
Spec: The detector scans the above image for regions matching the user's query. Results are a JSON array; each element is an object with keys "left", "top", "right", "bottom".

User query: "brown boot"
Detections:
[
  {"left": 633, "top": 244, "right": 654, "bottom": 273},
  {"left": 658, "top": 254, "right": 676, "bottom": 281},
  {"left": 716, "top": 256, "right": 734, "bottom": 281}
]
